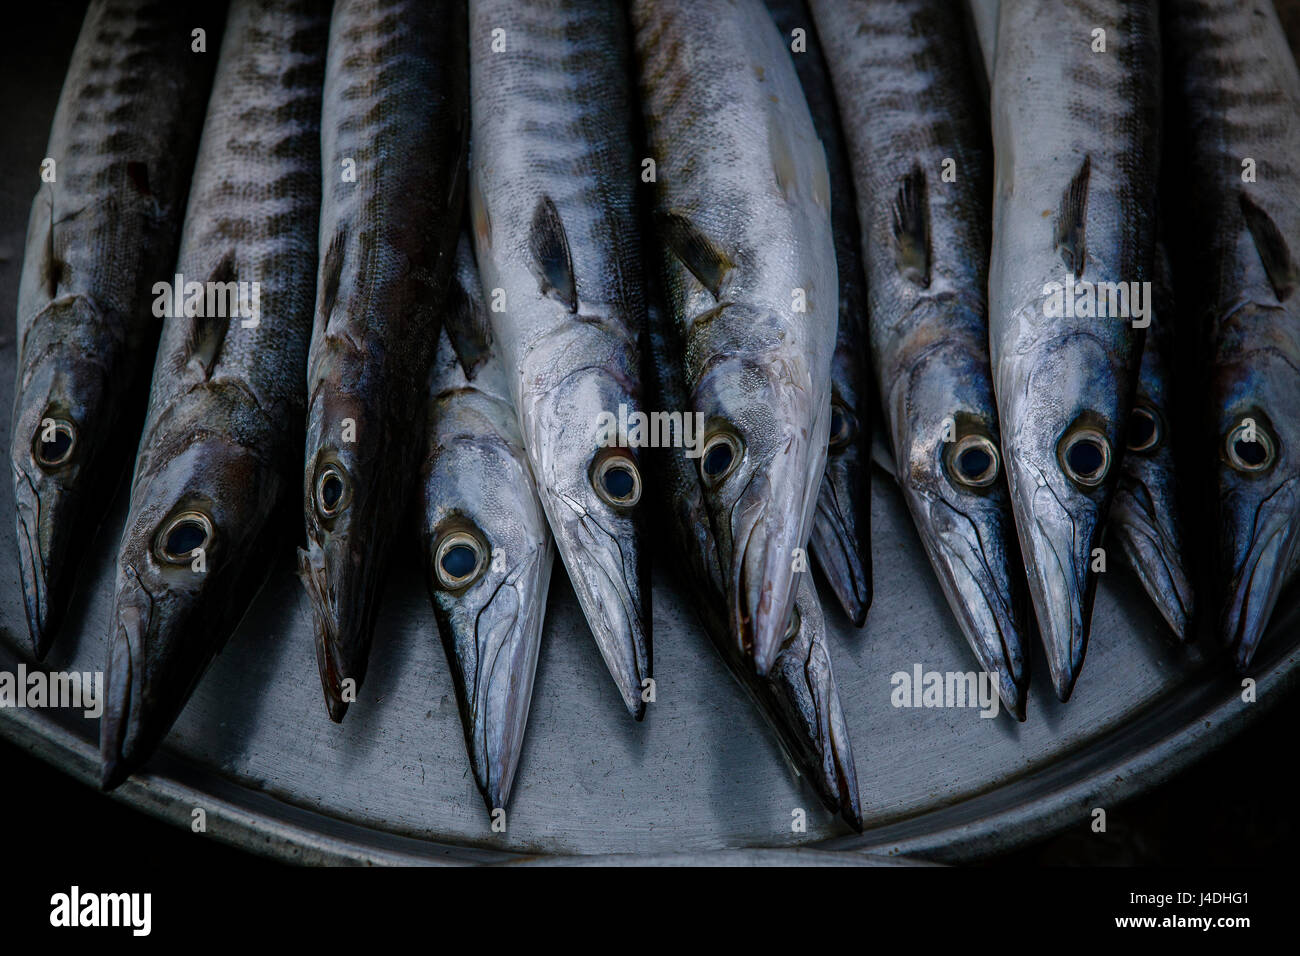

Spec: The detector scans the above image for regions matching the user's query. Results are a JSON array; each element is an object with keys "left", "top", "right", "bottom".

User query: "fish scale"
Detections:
[
  {"left": 1163, "top": 0, "right": 1300, "bottom": 666},
  {"left": 299, "top": 0, "right": 468, "bottom": 722},
  {"left": 11, "top": 0, "right": 224, "bottom": 658},
  {"left": 100, "top": 0, "right": 329, "bottom": 789},
  {"left": 470, "top": 0, "right": 651, "bottom": 718},
  {"left": 810, "top": 0, "right": 1029, "bottom": 718}
]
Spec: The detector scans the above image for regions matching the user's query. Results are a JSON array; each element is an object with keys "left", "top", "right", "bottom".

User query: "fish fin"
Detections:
[
  {"left": 1239, "top": 192, "right": 1297, "bottom": 302},
  {"left": 890, "top": 163, "right": 931, "bottom": 288},
  {"left": 656, "top": 210, "right": 734, "bottom": 299},
  {"left": 318, "top": 228, "right": 347, "bottom": 326},
  {"left": 528, "top": 195, "right": 577, "bottom": 313},
  {"left": 41, "top": 198, "right": 63, "bottom": 300},
  {"left": 1055, "top": 156, "right": 1091, "bottom": 278},
  {"left": 444, "top": 243, "right": 493, "bottom": 379},
  {"left": 185, "top": 253, "right": 234, "bottom": 379}
]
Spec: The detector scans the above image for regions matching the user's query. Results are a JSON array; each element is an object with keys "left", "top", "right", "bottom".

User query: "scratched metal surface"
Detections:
[{"left": 0, "top": 2, "right": 1297, "bottom": 867}]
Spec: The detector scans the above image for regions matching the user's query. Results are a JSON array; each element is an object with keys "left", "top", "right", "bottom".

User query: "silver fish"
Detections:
[
  {"left": 645, "top": 273, "right": 861, "bottom": 830},
  {"left": 421, "top": 235, "right": 554, "bottom": 814},
  {"left": 632, "top": 0, "right": 838, "bottom": 676},
  {"left": 11, "top": 0, "right": 223, "bottom": 658},
  {"left": 300, "top": 0, "right": 468, "bottom": 722},
  {"left": 989, "top": 1, "right": 1158, "bottom": 700},
  {"left": 1109, "top": 242, "right": 1193, "bottom": 639},
  {"left": 100, "top": 0, "right": 329, "bottom": 788},
  {"left": 811, "top": 0, "right": 1029, "bottom": 717},
  {"left": 469, "top": 0, "right": 651, "bottom": 718},
  {"left": 1164, "top": 0, "right": 1300, "bottom": 667},
  {"left": 763, "top": 0, "right": 873, "bottom": 627}
]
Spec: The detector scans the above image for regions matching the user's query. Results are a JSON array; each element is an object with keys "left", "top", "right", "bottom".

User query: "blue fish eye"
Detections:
[
  {"left": 603, "top": 465, "right": 635, "bottom": 499},
  {"left": 1127, "top": 406, "right": 1160, "bottom": 453},
  {"left": 33, "top": 419, "right": 76, "bottom": 468},
  {"left": 441, "top": 544, "right": 478, "bottom": 579},
  {"left": 957, "top": 446, "right": 992, "bottom": 479}
]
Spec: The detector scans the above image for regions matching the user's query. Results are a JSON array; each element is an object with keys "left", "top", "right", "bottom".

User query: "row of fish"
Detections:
[{"left": 10, "top": 0, "right": 1299, "bottom": 828}]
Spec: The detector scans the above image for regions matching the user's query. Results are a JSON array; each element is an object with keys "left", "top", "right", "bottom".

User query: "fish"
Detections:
[
  {"left": 469, "top": 0, "right": 651, "bottom": 718},
  {"left": 1108, "top": 241, "right": 1193, "bottom": 639},
  {"left": 632, "top": 0, "right": 838, "bottom": 676},
  {"left": 420, "top": 234, "right": 554, "bottom": 814},
  {"left": 810, "top": 0, "right": 1029, "bottom": 717},
  {"left": 645, "top": 272, "right": 861, "bottom": 830},
  {"left": 11, "top": 0, "right": 224, "bottom": 659},
  {"left": 763, "top": 0, "right": 873, "bottom": 628},
  {"left": 1163, "top": 0, "right": 1300, "bottom": 668},
  {"left": 988, "top": 0, "right": 1158, "bottom": 700},
  {"left": 300, "top": 0, "right": 468, "bottom": 722},
  {"left": 100, "top": 0, "right": 329, "bottom": 789}
]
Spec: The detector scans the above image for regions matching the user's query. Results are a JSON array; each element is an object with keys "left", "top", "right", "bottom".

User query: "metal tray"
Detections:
[{"left": 2, "top": 4, "right": 1297, "bottom": 867}]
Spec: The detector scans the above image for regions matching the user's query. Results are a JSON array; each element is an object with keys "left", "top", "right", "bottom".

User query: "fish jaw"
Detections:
[
  {"left": 523, "top": 375, "right": 651, "bottom": 720},
  {"left": 10, "top": 295, "right": 115, "bottom": 658},
  {"left": 809, "top": 447, "right": 873, "bottom": 627},
  {"left": 998, "top": 334, "right": 1129, "bottom": 702},
  {"left": 693, "top": 348, "right": 830, "bottom": 676},
  {"left": 101, "top": 439, "right": 278, "bottom": 789},
  {"left": 1110, "top": 469, "right": 1193, "bottom": 640}
]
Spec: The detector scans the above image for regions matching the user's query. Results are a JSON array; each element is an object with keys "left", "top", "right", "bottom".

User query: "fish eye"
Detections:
[
  {"left": 1126, "top": 405, "right": 1162, "bottom": 454},
  {"left": 1225, "top": 419, "right": 1275, "bottom": 473},
  {"left": 154, "top": 510, "right": 215, "bottom": 565},
  {"left": 1057, "top": 425, "right": 1112, "bottom": 488},
  {"left": 33, "top": 418, "right": 76, "bottom": 469},
  {"left": 827, "top": 402, "right": 856, "bottom": 452},
  {"left": 700, "top": 429, "right": 743, "bottom": 486},
  {"left": 591, "top": 452, "right": 642, "bottom": 507},
  {"left": 945, "top": 433, "right": 1000, "bottom": 489},
  {"left": 314, "top": 462, "right": 350, "bottom": 519},
  {"left": 434, "top": 530, "right": 488, "bottom": 589}
]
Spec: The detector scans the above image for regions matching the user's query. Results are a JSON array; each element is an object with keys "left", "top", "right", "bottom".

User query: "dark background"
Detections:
[{"left": 1, "top": 1, "right": 1296, "bottom": 871}]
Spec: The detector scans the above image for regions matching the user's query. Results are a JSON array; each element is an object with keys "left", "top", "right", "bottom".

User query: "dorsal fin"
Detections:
[
  {"left": 1240, "top": 192, "right": 1297, "bottom": 302},
  {"left": 656, "top": 210, "right": 734, "bottom": 299},
  {"left": 529, "top": 195, "right": 576, "bottom": 312},
  {"left": 891, "top": 163, "right": 931, "bottom": 288},
  {"left": 1055, "top": 156, "right": 1091, "bottom": 278},
  {"left": 318, "top": 228, "right": 347, "bottom": 324},
  {"left": 186, "top": 253, "right": 233, "bottom": 379},
  {"left": 443, "top": 236, "right": 493, "bottom": 378}
]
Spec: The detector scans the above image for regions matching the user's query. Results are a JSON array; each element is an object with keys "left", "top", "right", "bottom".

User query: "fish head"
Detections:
[
  {"left": 525, "top": 367, "right": 650, "bottom": 718},
  {"left": 1213, "top": 338, "right": 1300, "bottom": 668},
  {"left": 11, "top": 295, "right": 114, "bottom": 657},
  {"left": 422, "top": 422, "right": 552, "bottom": 812},
  {"left": 890, "top": 340, "right": 1028, "bottom": 718},
  {"left": 809, "top": 360, "right": 873, "bottom": 626},
  {"left": 689, "top": 306, "right": 829, "bottom": 675},
  {"left": 999, "top": 329, "right": 1130, "bottom": 701},
  {"left": 102, "top": 435, "right": 281, "bottom": 788},
  {"left": 300, "top": 387, "right": 388, "bottom": 722}
]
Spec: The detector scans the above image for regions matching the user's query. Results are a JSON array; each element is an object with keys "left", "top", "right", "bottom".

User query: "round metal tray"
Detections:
[{"left": 2, "top": 5, "right": 1297, "bottom": 867}]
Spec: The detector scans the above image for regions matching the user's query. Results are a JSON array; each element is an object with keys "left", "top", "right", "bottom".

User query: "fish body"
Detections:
[
  {"left": 100, "top": 0, "right": 329, "bottom": 788},
  {"left": 632, "top": 0, "right": 838, "bottom": 675},
  {"left": 811, "top": 0, "right": 1028, "bottom": 716},
  {"left": 763, "top": 0, "right": 873, "bottom": 627},
  {"left": 469, "top": 0, "right": 651, "bottom": 717},
  {"left": 989, "top": 0, "right": 1158, "bottom": 699},
  {"left": 300, "top": 0, "right": 468, "bottom": 721},
  {"left": 12, "top": 0, "right": 223, "bottom": 658},
  {"left": 1164, "top": 0, "right": 1300, "bottom": 666},
  {"left": 645, "top": 277, "right": 861, "bottom": 829},
  {"left": 1109, "top": 242, "right": 1193, "bottom": 638},
  {"left": 421, "top": 236, "right": 554, "bottom": 814}
]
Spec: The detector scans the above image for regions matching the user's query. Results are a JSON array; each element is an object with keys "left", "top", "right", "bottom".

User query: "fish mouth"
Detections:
[
  {"left": 12, "top": 455, "right": 85, "bottom": 659},
  {"left": 1007, "top": 459, "right": 1099, "bottom": 702},
  {"left": 808, "top": 459, "right": 872, "bottom": 627},
  {"left": 100, "top": 572, "right": 151, "bottom": 791},
  {"left": 439, "top": 543, "right": 554, "bottom": 814},
  {"left": 298, "top": 537, "right": 370, "bottom": 723},
  {"left": 907, "top": 488, "right": 1029, "bottom": 720},
  {"left": 770, "top": 613, "right": 864, "bottom": 831},
  {"left": 540, "top": 491, "right": 649, "bottom": 720},
  {"left": 1110, "top": 475, "right": 1193, "bottom": 640},
  {"left": 1220, "top": 478, "right": 1300, "bottom": 669}
]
